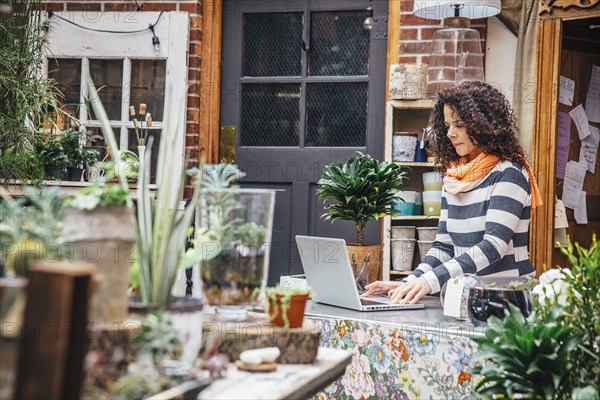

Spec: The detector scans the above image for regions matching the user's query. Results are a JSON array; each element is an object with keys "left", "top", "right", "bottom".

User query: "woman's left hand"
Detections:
[{"left": 389, "top": 277, "right": 432, "bottom": 304}]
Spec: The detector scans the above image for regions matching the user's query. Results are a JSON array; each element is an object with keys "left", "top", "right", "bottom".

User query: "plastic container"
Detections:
[
  {"left": 423, "top": 172, "right": 443, "bottom": 191},
  {"left": 423, "top": 190, "right": 442, "bottom": 216},
  {"left": 392, "top": 133, "right": 418, "bottom": 162},
  {"left": 391, "top": 226, "right": 416, "bottom": 239},
  {"left": 414, "top": 192, "right": 423, "bottom": 215},
  {"left": 393, "top": 201, "right": 415, "bottom": 216},
  {"left": 391, "top": 239, "right": 416, "bottom": 271},
  {"left": 395, "top": 190, "right": 418, "bottom": 203}
]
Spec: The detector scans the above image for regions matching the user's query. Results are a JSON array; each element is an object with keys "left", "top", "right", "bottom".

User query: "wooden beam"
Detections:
[
  {"left": 199, "top": 0, "right": 223, "bottom": 164},
  {"left": 530, "top": 18, "right": 562, "bottom": 275},
  {"left": 385, "top": 0, "right": 401, "bottom": 102}
]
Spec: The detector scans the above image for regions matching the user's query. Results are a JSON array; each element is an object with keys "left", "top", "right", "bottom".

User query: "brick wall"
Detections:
[
  {"left": 397, "top": 0, "right": 487, "bottom": 67},
  {"left": 42, "top": 0, "right": 202, "bottom": 197}
]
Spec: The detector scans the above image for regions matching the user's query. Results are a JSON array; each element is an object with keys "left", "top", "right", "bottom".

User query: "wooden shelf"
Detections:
[
  {"left": 392, "top": 215, "right": 440, "bottom": 221},
  {"left": 0, "top": 181, "right": 157, "bottom": 197},
  {"left": 395, "top": 161, "right": 437, "bottom": 167},
  {"left": 389, "top": 99, "right": 436, "bottom": 109}
]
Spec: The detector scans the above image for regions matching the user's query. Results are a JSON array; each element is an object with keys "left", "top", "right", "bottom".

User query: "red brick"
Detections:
[
  {"left": 142, "top": 2, "right": 177, "bottom": 11},
  {"left": 186, "top": 122, "right": 199, "bottom": 134},
  {"left": 66, "top": 3, "right": 102, "bottom": 12},
  {"left": 187, "top": 95, "right": 200, "bottom": 108},
  {"left": 179, "top": 2, "right": 200, "bottom": 13},
  {"left": 185, "top": 134, "right": 198, "bottom": 147},
  {"left": 189, "top": 42, "right": 201, "bottom": 55},
  {"left": 420, "top": 27, "right": 440, "bottom": 40},
  {"left": 183, "top": 187, "right": 194, "bottom": 200},
  {"left": 400, "top": 27, "right": 418, "bottom": 40},
  {"left": 400, "top": 0, "right": 414, "bottom": 13},
  {"left": 106, "top": 2, "right": 138, "bottom": 12},
  {"left": 44, "top": 3, "right": 64, "bottom": 11},
  {"left": 187, "top": 109, "right": 199, "bottom": 121},
  {"left": 421, "top": 55, "right": 429, "bottom": 65},
  {"left": 400, "top": 41, "right": 432, "bottom": 55},
  {"left": 188, "top": 55, "right": 200, "bottom": 69},
  {"left": 189, "top": 29, "right": 202, "bottom": 42},
  {"left": 398, "top": 56, "right": 418, "bottom": 64},
  {"left": 188, "top": 68, "right": 199, "bottom": 81},
  {"left": 401, "top": 13, "right": 440, "bottom": 26}
]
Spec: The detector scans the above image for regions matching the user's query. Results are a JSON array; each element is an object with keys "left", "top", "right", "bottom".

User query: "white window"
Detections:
[{"left": 44, "top": 11, "right": 189, "bottom": 181}]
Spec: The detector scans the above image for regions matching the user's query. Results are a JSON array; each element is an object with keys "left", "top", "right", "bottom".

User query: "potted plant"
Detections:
[
  {"left": 317, "top": 151, "right": 406, "bottom": 282},
  {"left": 87, "top": 74, "right": 209, "bottom": 368},
  {"left": 60, "top": 129, "right": 99, "bottom": 181},
  {"left": 252, "top": 285, "right": 312, "bottom": 329},
  {"left": 61, "top": 184, "right": 134, "bottom": 324},
  {"left": 37, "top": 133, "right": 68, "bottom": 180},
  {"left": 470, "top": 236, "right": 599, "bottom": 399}
]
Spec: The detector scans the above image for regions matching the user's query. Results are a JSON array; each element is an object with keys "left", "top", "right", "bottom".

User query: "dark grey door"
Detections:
[{"left": 220, "top": 0, "right": 388, "bottom": 284}]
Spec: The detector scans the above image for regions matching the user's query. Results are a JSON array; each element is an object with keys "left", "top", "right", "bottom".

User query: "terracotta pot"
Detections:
[
  {"left": 267, "top": 293, "right": 309, "bottom": 329},
  {"left": 346, "top": 243, "right": 381, "bottom": 284}
]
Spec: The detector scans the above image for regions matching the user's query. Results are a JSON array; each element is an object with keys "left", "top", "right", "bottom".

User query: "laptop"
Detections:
[{"left": 295, "top": 236, "right": 425, "bottom": 312}]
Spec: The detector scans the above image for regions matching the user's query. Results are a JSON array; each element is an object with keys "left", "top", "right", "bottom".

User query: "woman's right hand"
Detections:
[{"left": 363, "top": 281, "right": 404, "bottom": 297}]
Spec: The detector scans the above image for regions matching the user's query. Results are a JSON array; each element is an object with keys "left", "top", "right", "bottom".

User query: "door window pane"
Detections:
[
  {"left": 243, "top": 13, "right": 303, "bottom": 77},
  {"left": 130, "top": 60, "right": 166, "bottom": 121},
  {"left": 89, "top": 59, "right": 123, "bottom": 120},
  {"left": 306, "top": 82, "right": 367, "bottom": 147},
  {"left": 241, "top": 84, "right": 300, "bottom": 146},
  {"left": 309, "top": 11, "right": 369, "bottom": 76},
  {"left": 48, "top": 58, "right": 81, "bottom": 119}
]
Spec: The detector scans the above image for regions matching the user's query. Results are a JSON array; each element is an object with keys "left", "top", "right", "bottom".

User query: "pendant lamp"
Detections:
[{"left": 413, "top": 1, "right": 501, "bottom": 97}]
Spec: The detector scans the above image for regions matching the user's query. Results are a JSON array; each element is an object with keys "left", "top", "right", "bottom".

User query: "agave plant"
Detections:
[
  {"left": 87, "top": 70, "right": 206, "bottom": 306},
  {"left": 317, "top": 152, "right": 405, "bottom": 245}
]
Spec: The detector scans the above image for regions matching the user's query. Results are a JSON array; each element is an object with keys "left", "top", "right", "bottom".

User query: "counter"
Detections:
[{"left": 306, "top": 296, "right": 483, "bottom": 399}]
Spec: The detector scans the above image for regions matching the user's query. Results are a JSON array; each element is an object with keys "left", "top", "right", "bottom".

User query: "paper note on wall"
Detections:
[
  {"left": 559, "top": 75, "right": 575, "bottom": 106},
  {"left": 579, "top": 125, "right": 600, "bottom": 173},
  {"left": 562, "top": 161, "right": 587, "bottom": 210},
  {"left": 574, "top": 191, "right": 588, "bottom": 225},
  {"left": 569, "top": 104, "right": 591, "bottom": 140},
  {"left": 555, "top": 199, "right": 569, "bottom": 229},
  {"left": 556, "top": 112, "right": 571, "bottom": 180},
  {"left": 585, "top": 64, "right": 600, "bottom": 123}
]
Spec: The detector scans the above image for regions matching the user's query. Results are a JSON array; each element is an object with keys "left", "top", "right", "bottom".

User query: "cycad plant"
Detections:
[{"left": 317, "top": 152, "right": 405, "bottom": 245}]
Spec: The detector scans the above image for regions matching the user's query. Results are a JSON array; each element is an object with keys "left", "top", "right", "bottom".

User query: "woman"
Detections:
[{"left": 365, "top": 81, "right": 542, "bottom": 304}]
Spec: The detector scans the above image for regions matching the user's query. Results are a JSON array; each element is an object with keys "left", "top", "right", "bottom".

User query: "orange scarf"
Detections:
[{"left": 443, "top": 153, "right": 543, "bottom": 210}]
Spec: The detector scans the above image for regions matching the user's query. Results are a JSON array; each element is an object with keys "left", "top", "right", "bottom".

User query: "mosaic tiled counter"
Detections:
[{"left": 306, "top": 296, "right": 484, "bottom": 399}]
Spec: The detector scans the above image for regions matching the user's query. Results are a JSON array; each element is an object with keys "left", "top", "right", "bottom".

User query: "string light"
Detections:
[{"left": 47, "top": 10, "right": 164, "bottom": 54}]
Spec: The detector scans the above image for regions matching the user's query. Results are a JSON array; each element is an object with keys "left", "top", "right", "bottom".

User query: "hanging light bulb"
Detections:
[
  {"left": 363, "top": 2, "right": 374, "bottom": 30},
  {"left": 152, "top": 35, "right": 160, "bottom": 55}
]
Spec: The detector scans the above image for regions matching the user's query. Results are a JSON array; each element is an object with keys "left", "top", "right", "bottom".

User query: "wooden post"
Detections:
[{"left": 14, "top": 261, "right": 96, "bottom": 400}]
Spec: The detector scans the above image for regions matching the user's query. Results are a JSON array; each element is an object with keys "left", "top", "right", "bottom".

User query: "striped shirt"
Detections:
[{"left": 408, "top": 160, "right": 536, "bottom": 293}]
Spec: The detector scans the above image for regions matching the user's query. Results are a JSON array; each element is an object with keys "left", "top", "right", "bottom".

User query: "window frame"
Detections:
[{"left": 44, "top": 11, "right": 189, "bottom": 185}]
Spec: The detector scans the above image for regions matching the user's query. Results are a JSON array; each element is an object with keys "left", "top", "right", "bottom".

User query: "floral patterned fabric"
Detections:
[{"left": 311, "top": 317, "right": 481, "bottom": 400}]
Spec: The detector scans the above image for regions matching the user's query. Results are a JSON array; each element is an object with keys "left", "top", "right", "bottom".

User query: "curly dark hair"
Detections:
[{"left": 429, "top": 81, "right": 525, "bottom": 172}]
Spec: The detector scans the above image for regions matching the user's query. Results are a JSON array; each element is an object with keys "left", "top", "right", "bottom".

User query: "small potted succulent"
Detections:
[{"left": 253, "top": 285, "right": 312, "bottom": 329}]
